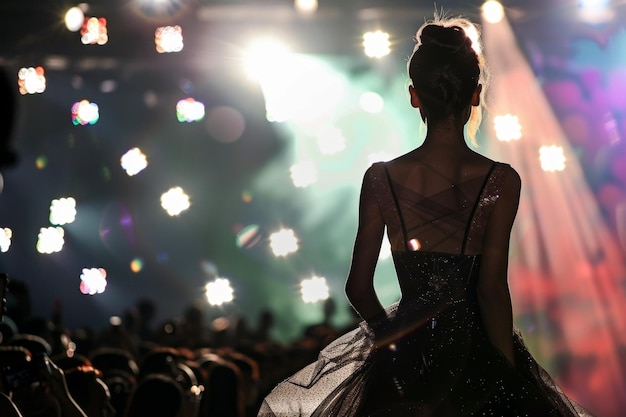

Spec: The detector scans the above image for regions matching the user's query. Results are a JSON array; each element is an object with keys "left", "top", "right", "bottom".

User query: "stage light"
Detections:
[
  {"left": 363, "top": 30, "right": 391, "bottom": 58},
  {"left": 65, "top": 7, "right": 84, "bottom": 32},
  {"left": 269, "top": 228, "right": 298, "bottom": 257},
  {"left": 155, "top": 25, "right": 183, "bottom": 53},
  {"left": 539, "top": 145, "right": 566, "bottom": 172},
  {"left": 36, "top": 226, "right": 65, "bottom": 254},
  {"left": 359, "top": 92, "right": 384, "bottom": 113},
  {"left": 482, "top": 1, "right": 505, "bottom": 24},
  {"left": 290, "top": 160, "right": 318, "bottom": 188},
  {"left": 176, "top": 98, "right": 205, "bottom": 122},
  {"left": 121, "top": 147, "right": 148, "bottom": 176},
  {"left": 71, "top": 100, "right": 100, "bottom": 125},
  {"left": 295, "top": 0, "right": 318, "bottom": 14},
  {"left": 160, "top": 186, "right": 190, "bottom": 216},
  {"left": 49, "top": 197, "right": 77, "bottom": 226},
  {"left": 316, "top": 128, "right": 346, "bottom": 155},
  {"left": 244, "top": 39, "right": 290, "bottom": 82},
  {"left": 81, "top": 17, "right": 108, "bottom": 45},
  {"left": 300, "top": 276, "right": 329, "bottom": 303},
  {"left": 205, "top": 278, "right": 235, "bottom": 306},
  {"left": 79, "top": 268, "right": 107, "bottom": 295},
  {"left": 493, "top": 114, "right": 522, "bottom": 142},
  {"left": 0, "top": 228, "right": 12, "bottom": 253},
  {"left": 18, "top": 66, "right": 46, "bottom": 95}
]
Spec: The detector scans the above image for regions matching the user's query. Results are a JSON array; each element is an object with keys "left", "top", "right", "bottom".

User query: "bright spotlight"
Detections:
[
  {"left": 493, "top": 114, "right": 522, "bottom": 142},
  {"left": 244, "top": 39, "right": 290, "bottom": 81},
  {"left": 482, "top": 1, "right": 505, "bottom": 24},
  {"left": 49, "top": 197, "right": 77, "bottom": 226},
  {"left": 300, "top": 276, "right": 329, "bottom": 303},
  {"left": 539, "top": 145, "right": 566, "bottom": 172},
  {"left": 160, "top": 186, "right": 191, "bottom": 216},
  {"left": 36, "top": 227, "right": 65, "bottom": 254},
  {"left": 121, "top": 147, "right": 148, "bottom": 176},
  {"left": 363, "top": 30, "right": 391, "bottom": 58},
  {"left": 176, "top": 98, "right": 205, "bottom": 122},
  {"left": 269, "top": 228, "right": 299, "bottom": 257},
  {"left": 71, "top": 100, "right": 99, "bottom": 125},
  {"left": 65, "top": 7, "right": 85, "bottom": 32},
  {"left": 81, "top": 17, "right": 108, "bottom": 45},
  {"left": 18, "top": 67, "right": 46, "bottom": 95},
  {"left": 205, "top": 278, "right": 235, "bottom": 306},
  {"left": 79, "top": 268, "right": 107, "bottom": 295},
  {"left": 155, "top": 25, "right": 184, "bottom": 53}
]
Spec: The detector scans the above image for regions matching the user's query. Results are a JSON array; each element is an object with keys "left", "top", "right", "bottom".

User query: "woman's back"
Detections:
[{"left": 378, "top": 148, "right": 499, "bottom": 256}]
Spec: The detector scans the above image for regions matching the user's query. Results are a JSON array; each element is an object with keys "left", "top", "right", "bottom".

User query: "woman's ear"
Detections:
[
  {"left": 471, "top": 84, "right": 483, "bottom": 107},
  {"left": 408, "top": 85, "right": 421, "bottom": 109}
]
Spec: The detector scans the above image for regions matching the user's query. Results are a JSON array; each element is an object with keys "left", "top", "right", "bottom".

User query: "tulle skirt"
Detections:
[{"left": 257, "top": 302, "right": 595, "bottom": 417}]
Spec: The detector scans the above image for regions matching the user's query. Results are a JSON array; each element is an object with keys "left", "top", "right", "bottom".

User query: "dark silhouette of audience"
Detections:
[{"left": 0, "top": 276, "right": 350, "bottom": 417}]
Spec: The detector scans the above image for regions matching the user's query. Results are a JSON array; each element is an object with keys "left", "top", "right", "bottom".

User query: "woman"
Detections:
[{"left": 258, "top": 16, "right": 596, "bottom": 417}]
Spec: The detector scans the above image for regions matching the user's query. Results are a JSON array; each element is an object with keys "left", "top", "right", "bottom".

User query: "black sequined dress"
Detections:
[{"left": 258, "top": 162, "right": 595, "bottom": 417}]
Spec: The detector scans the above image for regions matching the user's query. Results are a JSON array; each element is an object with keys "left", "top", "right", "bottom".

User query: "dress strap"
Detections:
[
  {"left": 382, "top": 164, "right": 410, "bottom": 251},
  {"left": 461, "top": 163, "right": 497, "bottom": 255}
]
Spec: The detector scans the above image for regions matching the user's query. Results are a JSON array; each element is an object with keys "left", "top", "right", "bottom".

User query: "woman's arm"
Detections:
[
  {"left": 345, "top": 167, "right": 386, "bottom": 323},
  {"left": 476, "top": 166, "right": 521, "bottom": 367}
]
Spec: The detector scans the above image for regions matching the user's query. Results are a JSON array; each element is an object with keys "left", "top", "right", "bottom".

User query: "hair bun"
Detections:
[{"left": 419, "top": 24, "right": 471, "bottom": 53}]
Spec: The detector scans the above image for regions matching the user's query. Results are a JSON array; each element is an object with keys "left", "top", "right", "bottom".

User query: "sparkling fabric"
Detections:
[{"left": 258, "top": 162, "right": 595, "bottom": 417}]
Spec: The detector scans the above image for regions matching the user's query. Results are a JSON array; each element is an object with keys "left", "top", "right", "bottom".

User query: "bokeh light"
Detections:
[
  {"left": 269, "top": 228, "right": 298, "bottom": 257},
  {"left": 539, "top": 145, "right": 566, "bottom": 172},
  {"left": 81, "top": 17, "right": 108, "bottom": 45},
  {"left": 130, "top": 258, "right": 143, "bottom": 273},
  {"left": 72, "top": 100, "right": 100, "bottom": 125},
  {"left": 482, "top": 1, "right": 505, "bottom": 24},
  {"left": 160, "top": 186, "right": 191, "bottom": 216},
  {"left": 363, "top": 30, "right": 391, "bottom": 58},
  {"left": 49, "top": 197, "right": 77, "bottom": 226},
  {"left": 18, "top": 66, "right": 46, "bottom": 95},
  {"left": 79, "top": 267, "right": 107, "bottom": 295},
  {"left": 300, "top": 276, "right": 329, "bottom": 303},
  {"left": 494, "top": 114, "right": 522, "bottom": 142},
  {"left": 176, "top": 98, "right": 205, "bottom": 122},
  {"left": 121, "top": 147, "right": 148, "bottom": 176},
  {"left": 155, "top": 25, "right": 184, "bottom": 53},
  {"left": 36, "top": 227, "right": 65, "bottom": 254},
  {"left": 35, "top": 156, "right": 48, "bottom": 170},
  {"left": 205, "top": 278, "right": 235, "bottom": 306},
  {"left": 65, "top": 7, "right": 85, "bottom": 32},
  {"left": 0, "top": 228, "right": 12, "bottom": 253}
]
